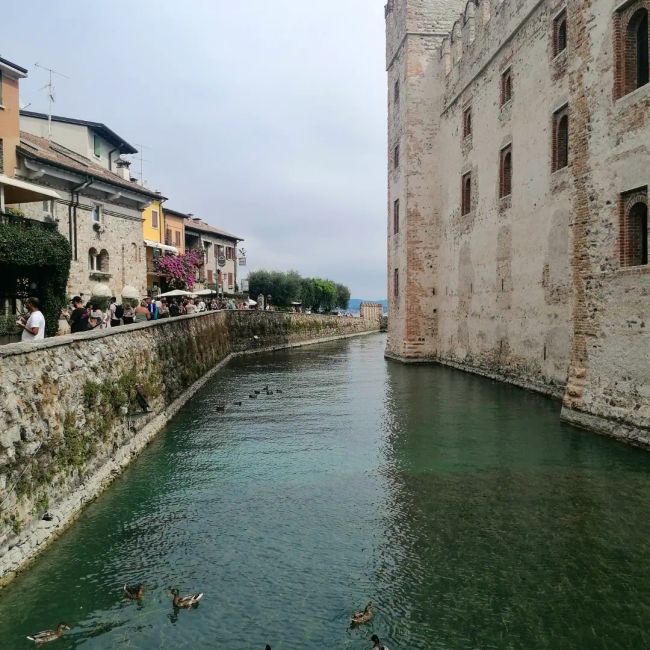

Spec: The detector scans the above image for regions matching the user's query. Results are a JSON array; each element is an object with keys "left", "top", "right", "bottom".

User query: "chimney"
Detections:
[{"left": 116, "top": 157, "right": 131, "bottom": 181}]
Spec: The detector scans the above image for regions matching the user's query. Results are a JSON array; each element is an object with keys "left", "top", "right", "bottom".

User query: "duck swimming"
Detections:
[
  {"left": 123, "top": 583, "right": 145, "bottom": 600},
  {"left": 26, "top": 623, "right": 70, "bottom": 644},
  {"left": 171, "top": 589, "right": 204, "bottom": 608},
  {"left": 351, "top": 601, "right": 373, "bottom": 626}
]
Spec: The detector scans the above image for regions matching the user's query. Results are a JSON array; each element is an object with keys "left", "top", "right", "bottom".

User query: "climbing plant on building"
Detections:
[{"left": 0, "top": 215, "right": 72, "bottom": 337}]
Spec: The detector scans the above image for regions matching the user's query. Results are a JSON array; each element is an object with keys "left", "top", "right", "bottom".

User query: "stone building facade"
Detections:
[
  {"left": 12, "top": 131, "right": 158, "bottom": 300},
  {"left": 386, "top": 0, "right": 650, "bottom": 445}
]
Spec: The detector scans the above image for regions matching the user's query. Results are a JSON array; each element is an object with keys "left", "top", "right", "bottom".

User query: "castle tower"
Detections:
[{"left": 385, "top": 0, "right": 464, "bottom": 360}]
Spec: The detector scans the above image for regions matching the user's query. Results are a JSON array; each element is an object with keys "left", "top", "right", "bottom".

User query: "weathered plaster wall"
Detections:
[
  {"left": 0, "top": 312, "right": 379, "bottom": 584},
  {"left": 386, "top": 0, "right": 650, "bottom": 444}
]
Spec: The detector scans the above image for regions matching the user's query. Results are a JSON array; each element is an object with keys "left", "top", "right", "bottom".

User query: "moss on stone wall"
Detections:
[{"left": 0, "top": 312, "right": 377, "bottom": 548}]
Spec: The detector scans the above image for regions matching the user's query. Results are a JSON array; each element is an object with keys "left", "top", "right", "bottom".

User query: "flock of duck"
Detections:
[
  {"left": 214, "top": 384, "right": 284, "bottom": 413},
  {"left": 25, "top": 384, "right": 387, "bottom": 647},
  {"left": 26, "top": 593, "right": 379, "bottom": 646}
]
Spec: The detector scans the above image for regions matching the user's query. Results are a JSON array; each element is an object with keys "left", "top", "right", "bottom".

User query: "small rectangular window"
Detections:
[
  {"left": 394, "top": 80, "right": 400, "bottom": 105},
  {"left": 93, "top": 135, "right": 101, "bottom": 157},
  {"left": 393, "top": 268, "right": 399, "bottom": 298},
  {"left": 175, "top": 231, "right": 181, "bottom": 246},
  {"left": 463, "top": 106, "right": 472, "bottom": 138},
  {"left": 461, "top": 172, "right": 472, "bottom": 215},
  {"left": 500, "top": 145, "right": 513, "bottom": 198},
  {"left": 393, "top": 199, "right": 400, "bottom": 234},
  {"left": 553, "top": 10, "right": 567, "bottom": 57},
  {"left": 92, "top": 205, "right": 101, "bottom": 223},
  {"left": 228, "top": 272, "right": 233, "bottom": 287},
  {"left": 501, "top": 68, "right": 513, "bottom": 105},
  {"left": 151, "top": 210, "right": 159, "bottom": 228},
  {"left": 165, "top": 228, "right": 172, "bottom": 244},
  {"left": 394, "top": 144, "right": 400, "bottom": 169}
]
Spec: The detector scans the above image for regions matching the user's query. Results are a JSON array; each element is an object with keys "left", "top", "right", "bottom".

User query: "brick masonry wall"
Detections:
[
  {"left": 0, "top": 311, "right": 379, "bottom": 584},
  {"left": 387, "top": 0, "right": 650, "bottom": 444}
]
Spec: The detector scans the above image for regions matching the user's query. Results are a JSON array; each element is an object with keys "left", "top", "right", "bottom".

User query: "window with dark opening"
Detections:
[
  {"left": 552, "top": 107, "right": 569, "bottom": 171},
  {"left": 393, "top": 268, "right": 399, "bottom": 298},
  {"left": 618, "top": 6, "right": 649, "bottom": 97},
  {"left": 501, "top": 68, "right": 512, "bottom": 105},
  {"left": 500, "top": 146, "right": 512, "bottom": 198},
  {"left": 620, "top": 188, "right": 649, "bottom": 267},
  {"left": 393, "top": 199, "right": 400, "bottom": 234},
  {"left": 554, "top": 10, "right": 567, "bottom": 56},
  {"left": 461, "top": 172, "right": 472, "bottom": 215},
  {"left": 394, "top": 144, "right": 400, "bottom": 169},
  {"left": 151, "top": 210, "right": 159, "bottom": 228},
  {"left": 93, "top": 135, "right": 101, "bottom": 157},
  {"left": 463, "top": 106, "right": 472, "bottom": 138},
  {"left": 394, "top": 80, "right": 400, "bottom": 105}
]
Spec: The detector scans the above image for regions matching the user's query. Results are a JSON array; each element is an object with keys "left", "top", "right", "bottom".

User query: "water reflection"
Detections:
[{"left": 379, "top": 361, "right": 650, "bottom": 648}]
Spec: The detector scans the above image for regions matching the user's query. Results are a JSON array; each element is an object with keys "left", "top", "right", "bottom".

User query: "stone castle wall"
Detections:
[
  {"left": 0, "top": 311, "right": 379, "bottom": 584},
  {"left": 386, "top": 0, "right": 650, "bottom": 445}
]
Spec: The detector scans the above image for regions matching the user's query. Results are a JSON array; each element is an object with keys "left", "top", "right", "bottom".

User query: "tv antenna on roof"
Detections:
[{"left": 34, "top": 62, "right": 71, "bottom": 141}]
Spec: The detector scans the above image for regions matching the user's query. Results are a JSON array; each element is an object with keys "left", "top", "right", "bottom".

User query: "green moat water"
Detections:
[{"left": 2, "top": 334, "right": 650, "bottom": 648}]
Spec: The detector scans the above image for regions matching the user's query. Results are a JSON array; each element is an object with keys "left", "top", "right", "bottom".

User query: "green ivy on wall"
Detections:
[{"left": 0, "top": 217, "right": 72, "bottom": 337}]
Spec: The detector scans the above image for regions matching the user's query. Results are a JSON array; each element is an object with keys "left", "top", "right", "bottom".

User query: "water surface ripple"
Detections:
[{"left": 2, "top": 334, "right": 650, "bottom": 648}]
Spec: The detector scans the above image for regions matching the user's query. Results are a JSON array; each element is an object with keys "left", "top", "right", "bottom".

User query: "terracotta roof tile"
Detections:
[{"left": 17, "top": 132, "right": 162, "bottom": 199}]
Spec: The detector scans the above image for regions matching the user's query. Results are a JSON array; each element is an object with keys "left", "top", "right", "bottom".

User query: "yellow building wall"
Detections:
[
  {"left": 163, "top": 212, "right": 185, "bottom": 254},
  {"left": 142, "top": 199, "right": 163, "bottom": 242}
]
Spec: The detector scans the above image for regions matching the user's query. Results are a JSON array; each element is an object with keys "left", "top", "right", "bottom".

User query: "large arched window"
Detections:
[
  {"left": 626, "top": 9, "right": 649, "bottom": 93},
  {"left": 620, "top": 189, "right": 649, "bottom": 267},
  {"left": 628, "top": 202, "right": 648, "bottom": 266},
  {"left": 88, "top": 247, "right": 98, "bottom": 271},
  {"left": 98, "top": 249, "right": 110, "bottom": 272}
]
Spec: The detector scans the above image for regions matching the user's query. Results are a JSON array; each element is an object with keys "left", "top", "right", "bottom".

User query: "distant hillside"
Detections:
[{"left": 348, "top": 298, "right": 388, "bottom": 313}]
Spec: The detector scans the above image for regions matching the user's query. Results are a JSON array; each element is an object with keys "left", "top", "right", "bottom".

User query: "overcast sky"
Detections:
[{"left": 4, "top": 1, "right": 387, "bottom": 299}]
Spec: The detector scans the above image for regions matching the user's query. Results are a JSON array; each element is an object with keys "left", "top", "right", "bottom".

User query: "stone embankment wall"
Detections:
[{"left": 0, "top": 311, "right": 378, "bottom": 585}]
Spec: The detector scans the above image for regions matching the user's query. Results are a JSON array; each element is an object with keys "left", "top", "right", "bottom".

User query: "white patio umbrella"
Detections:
[
  {"left": 194, "top": 289, "right": 217, "bottom": 296},
  {"left": 247, "top": 298, "right": 257, "bottom": 306},
  {"left": 158, "top": 289, "right": 193, "bottom": 298}
]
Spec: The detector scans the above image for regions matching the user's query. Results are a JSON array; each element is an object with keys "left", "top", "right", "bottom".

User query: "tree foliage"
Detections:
[
  {"left": 0, "top": 217, "right": 71, "bottom": 337},
  {"left": 248, "top": 270, "right": 350, "bottom": 312}
]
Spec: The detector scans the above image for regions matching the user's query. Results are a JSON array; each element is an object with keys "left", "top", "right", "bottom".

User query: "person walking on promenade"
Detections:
[
  {"left": 185, "top": 299, "right": 197, "bottom": 315},
  {"left": 68, "top": 296, "right": 89, "bottom": 333},
  {"left": 159, "top": 298, "right": 170, "bottom": 319},
  {"left": 134, "top": 300, "right": 151, "bottom": 323},
  {"left": 169, "top": 300, "right": 180, "bottom": 317},
  {"left": 17, "top": 297, "right": 45, "bottom": 342},
  {"left": 145, "top": 296, "right": 158, "bottom": 320},
  {"left": 109, "top": 297, "right": 119, "bottom": 327},
  {"left": 122, "top": 302, "right": 135, "bottom": 325}
]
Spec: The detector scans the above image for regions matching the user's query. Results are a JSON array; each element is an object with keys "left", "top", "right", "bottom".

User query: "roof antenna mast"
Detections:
[{"left": 33, "top": 62, "right": 70, "bottom": 141}]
